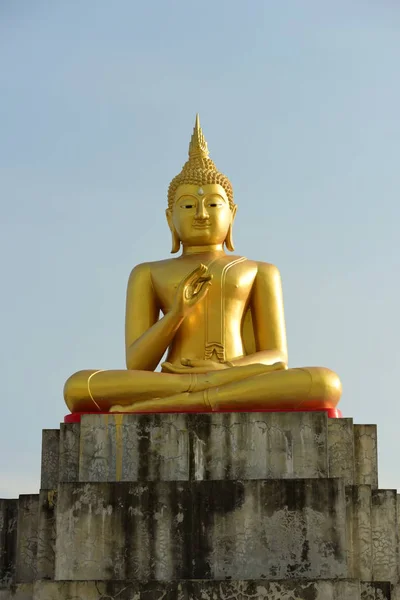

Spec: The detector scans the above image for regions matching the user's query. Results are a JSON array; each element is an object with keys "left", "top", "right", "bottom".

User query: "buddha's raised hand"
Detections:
[{"left": 172, "top": 264, "right": 212, "bottom": 318}]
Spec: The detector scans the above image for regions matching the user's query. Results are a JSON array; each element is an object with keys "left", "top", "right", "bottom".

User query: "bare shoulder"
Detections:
[
  {"left": 128, "top": 258, "right": 177, "bottom": 281},
  {"left": 128, "top": 261, "right": 151, "bottom": 280},
  {"left": 250, "top": 261, "right": 284, "bottom": 300},
  {"left": 255, "top": 260, "right": 281, "bottom": 276},
  {"left": 147, "top": 257, "right": 180, "bottom": 276},
  {"left": 225, "top": 255, "right": 259, "bottom": 271},
  {"left": 127, "top": 261, "right": 161, "bottom": 289},
  {"left": 228, "top": 255, "right": 277, "bottom": 273}
]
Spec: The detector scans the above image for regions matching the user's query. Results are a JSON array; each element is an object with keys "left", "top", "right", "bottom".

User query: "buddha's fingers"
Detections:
[
  {"left": 190, "top": 279, "right": 212, "bottom": 303},
  {"left": 184, "top": 358, "right": 228, "bottom": 370},
  {"left": 184, "top": 264, "right": 209, "bottom": 287}
]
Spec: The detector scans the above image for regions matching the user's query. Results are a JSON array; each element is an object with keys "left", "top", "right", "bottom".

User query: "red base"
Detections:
[{"left": 64, "top": 406, "right": 342, "bottom": 423}]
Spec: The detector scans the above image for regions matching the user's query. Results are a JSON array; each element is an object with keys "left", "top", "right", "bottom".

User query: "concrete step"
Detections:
[
  {"left": 0, "top": 578, "right": 364, "bottom": 600},
  {"left": 40, "top": 412, "right": 378, "bottom": 486}
]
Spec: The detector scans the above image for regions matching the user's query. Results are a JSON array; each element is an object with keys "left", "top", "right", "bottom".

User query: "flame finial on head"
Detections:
[
  {"left": 188, "top": 114, "right": 209, "bottom": 159},
  {"left": 168, "top": 114, "right": 234, "bottom": 210}
]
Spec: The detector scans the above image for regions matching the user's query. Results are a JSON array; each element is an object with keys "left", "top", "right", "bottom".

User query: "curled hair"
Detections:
[{"left": 168, "top": 156, "right": 234, "bottom": 210}]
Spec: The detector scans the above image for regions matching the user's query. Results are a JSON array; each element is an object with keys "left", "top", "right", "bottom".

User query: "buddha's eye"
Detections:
[
  {"left": 182, "top": 204, "right": 194, "bottom": 209},
  {"left": 208, "top": 203, "right": 221, "bottom": 208}
]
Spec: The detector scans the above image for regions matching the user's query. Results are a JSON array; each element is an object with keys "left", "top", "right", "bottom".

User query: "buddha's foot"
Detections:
[{"left": 110, "top": 393, "right": 198, "bottom": 413}]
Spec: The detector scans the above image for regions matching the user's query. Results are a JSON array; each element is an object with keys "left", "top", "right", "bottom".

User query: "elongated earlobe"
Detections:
[
  {"left": 225, "top": 224, "right": 235, "bottom": 252},
  {"left": 166, "top": 208, "right": 181, "bottom": 254},
  {"left": 225, "top": 204, "right": 237, "bottom": 252},
  {"left": 170, "top": 229, "right": 181, "bottom": 253}
]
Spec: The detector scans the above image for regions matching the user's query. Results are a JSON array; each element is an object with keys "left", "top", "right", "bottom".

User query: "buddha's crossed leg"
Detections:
[
  {"left": 64, "top": 363, "right": 279, "bottom": 413},
  {"left": 64, "top": 363, "right": 341, "bottom": 414}
]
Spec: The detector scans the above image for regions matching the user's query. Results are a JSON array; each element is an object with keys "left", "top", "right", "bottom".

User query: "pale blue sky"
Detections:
[{"left": 1, "top": 1, "right": 399, "bottom": 496}]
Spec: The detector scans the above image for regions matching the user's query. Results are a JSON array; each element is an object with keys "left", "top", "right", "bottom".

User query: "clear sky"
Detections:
[{"left": 1, "top": 1, "right": 399, "bottom": 497}]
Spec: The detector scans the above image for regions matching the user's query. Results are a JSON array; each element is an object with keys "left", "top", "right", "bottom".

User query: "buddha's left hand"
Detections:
[{"left": 161, "top": 358, "right": 232, "bottom": 374}]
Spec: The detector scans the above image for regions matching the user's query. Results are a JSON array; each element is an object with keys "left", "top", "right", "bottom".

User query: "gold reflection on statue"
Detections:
[{"left": 64, "top": 115, "right": 341, "bottom": 414}]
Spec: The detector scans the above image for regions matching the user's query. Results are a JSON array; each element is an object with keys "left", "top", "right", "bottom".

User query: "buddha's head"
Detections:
[{"left": 167, "top": 115, "right": 237, "bottom": 253}]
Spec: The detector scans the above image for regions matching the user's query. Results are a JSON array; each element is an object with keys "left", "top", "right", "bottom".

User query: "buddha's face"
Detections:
[{"left": 168, "top": 183, "right": 234, "bottom": 247}]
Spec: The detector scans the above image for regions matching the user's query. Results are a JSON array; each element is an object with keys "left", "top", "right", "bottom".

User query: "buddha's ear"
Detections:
[
  {"left": 225, "top": 204, "right": 237, "bottom": 252},
  {"left": 166, "top": 209, "right": 180, "bottom": 254}
]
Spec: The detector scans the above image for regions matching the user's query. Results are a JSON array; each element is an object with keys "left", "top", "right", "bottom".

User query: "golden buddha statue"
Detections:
[{"left": 64, "top": 115, "right": 342, "bottom": 416}]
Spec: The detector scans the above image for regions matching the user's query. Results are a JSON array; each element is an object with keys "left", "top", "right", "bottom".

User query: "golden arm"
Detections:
[
  {"left": 230, "top": 263, "right": 288, "bottom": 368},
  {"left": 125, "top": 263, "right": 184, "bottom": 371}
]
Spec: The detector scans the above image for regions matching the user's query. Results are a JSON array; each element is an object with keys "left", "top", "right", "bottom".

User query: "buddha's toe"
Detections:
[{"left": 299, "top": 367, "right": 342, "bottom": 409}]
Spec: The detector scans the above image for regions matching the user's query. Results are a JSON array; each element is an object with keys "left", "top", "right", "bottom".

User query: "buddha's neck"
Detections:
[{"left": 182, "top": 244, "right": 225, "bottom": 256}]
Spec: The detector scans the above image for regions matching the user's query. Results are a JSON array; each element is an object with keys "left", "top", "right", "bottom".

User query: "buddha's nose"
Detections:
[{"left": 195, "top": 202, "right": 208, "bottom": 220}]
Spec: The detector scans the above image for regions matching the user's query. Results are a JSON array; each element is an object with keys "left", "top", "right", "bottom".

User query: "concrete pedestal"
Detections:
[{"left": 1, "top": 412, "right": 399, "bottom": 599}]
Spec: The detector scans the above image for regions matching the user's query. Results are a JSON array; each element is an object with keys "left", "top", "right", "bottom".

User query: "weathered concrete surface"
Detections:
[
  {"left": 392, "top": 584, "right": 400, "bottom": 600},
  {"left": 328, "top": 417, "right": 355, "bottom": 485},
  {"left": 15, "top": 496, "right": 38, "bottom": 584},
  {"left": 79, "top": 413, "right": 189, "bottom": 482},
  {"left": 354, "top": 425, "right": 378, "bottom": 489},
  {"left": 371, "top": 489, "right": 398, "bottom": 583},
  {"left": 189, "top": 411, "right": 328, "bottom": 481},
  {"left": 55, "top": 478, "right": 347, "bottom": 581},
  {"left": 360, "top": 581, "right": 392, "bottom": 599},
  {"left": 29, "top": 579, "right": 361, "bottom": 600},
  {"left": 346, "top": 485, "right": 372, "bottom": 581},
  {"left": 0, "top": 500, "right": 18, "bottom": 588},
  {"left": 3, "top": 412, "right": 400, "bottom": 597},
  {"left": 0, "top": 584, "right": 32, "bottom": 599},
  {"left": 398, "top": 494, "right": 400, "bottom": 582},
  {"left": 35, "top": 491, "right": 56, "bottom": 581},
  {"left": 40, "top": 431, "right": 59, "bottom": 490},
  {"left": 78, "top": 411, "right": 329, "bottom": 482},
  {"left": 59, "top": 423, "right": 80, "bottom": 483}
]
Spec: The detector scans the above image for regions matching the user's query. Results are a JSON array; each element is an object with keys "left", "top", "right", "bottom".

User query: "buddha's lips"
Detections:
[{"left": 193, "top": 222, "right": 211, "bottom": 229}]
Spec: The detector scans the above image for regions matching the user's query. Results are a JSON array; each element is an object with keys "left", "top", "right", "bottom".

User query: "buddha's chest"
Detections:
[{"left": 152, "top": 257, "right": 257, "bottom": 314}]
